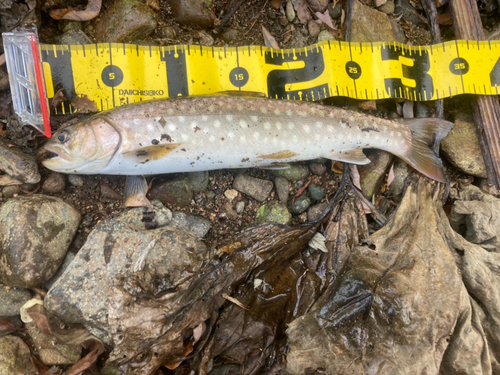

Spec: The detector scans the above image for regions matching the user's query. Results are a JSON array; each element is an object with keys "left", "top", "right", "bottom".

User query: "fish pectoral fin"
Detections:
[
  {"left": 326, "top": 148, "right": 370, "bottom": 165},
  {"left": 123, "top": 143, "right": 182, "bottom": 164},
  {"left": 257, "top": 162, "right": 291, "bottom": 170},
  {"left": 124, "top": 175, "right": 152, "bottom": 208}
]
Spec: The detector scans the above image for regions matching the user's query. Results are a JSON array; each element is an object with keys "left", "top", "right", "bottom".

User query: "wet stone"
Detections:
[
  {"left": 0, "top": 136, "right": 40, "bottom": 184},
  {"left": 235, "top": 201, "right": 245, "bottom": 214},
  {"left": 388, "top": 158, "right": 410, "bottom": 201},
  {"left": 44, "top": 208, "right": 209, "bottom": 345},
  {"left": 308, "top": 201, "right": 329, "bottom": 222},
  {"left": 0, "top": 286, "right": 32, "bottom": 316},
  {"left": 223, "top": 202, "right": 238, "bottom": 221},
  {"left": 274, "top": 177, "right": 290, "bottom": 203},
  {"left": 308, "top": 183, "right": 325, "bottom": 201},
  {"left": 289, "top": 195, "right": 312, "bottom": 214},
  {"left": 94, "top": 0, "right": 157, "bottom": 43},
  {"left": 188, "top": 171, "right": 209, "bottom": 192},
  {"left": 328, "top": 0, "right": 342, "bottom": 18},
  {"left": 378, "top": 0, "right": 395, "bottom": 14},
  {"left": 221, "top": 27, "right": 239, "bottom": 43},
  {"left": 44, "top": 251, "right": 76, "bottom": 291},
  {"left": 166, "top": 0, "right": 215, "bottom": 28},
  {"left": 120, "top": 199, "right": 172, "bottom": 229},
  {"left": 307, "top": 19, "right": 320, "bottom": 38},
  {"left": 1, "top": 185, "right": 19, "bottom": 199},
  {"left": 56, "top": 29, "right": 93, "bottom": 45},
  {"left": 271, "top": 164, "right": 309, "bottom": 181},
  {"left": 317, "top": 29, "right": 336, "bottom": 42},
  {"left": 350, "top": 0, "right": 401, "bottom": 43},
  {"left": 101, "top": 184, "right": 123, "bottom": 200},
  {"left": 309, "top": 162, "right": 327, "bottom": 176},
  {"left": 68, "top": 174, "right": 84, "bottom": 187},
  {"left": 357, "top": 150, "right": 393, "bottom": 199},
  {"left": 233, "top": 174, "right": 273, "bottom": 202},
  {"left": 286, "top": 0, "right": 295, "bottom": 22},
  {"left": 255, "top": 201, "right": 292, "bottom": 225},
  {"left": 170, "top": 211, "right": 212, "bottom": 238},
  {"left": 224, "top": 189, "right": 239, "bottom": 202},
  {"left": 149, "top": 175, "right": 194, "bottom": 207},
  {"left": 42, "top": 172, "right": 66, "bottom": 194},
  {"left": 194, "top": 30, "right": 214, "bottom": 46},
  {"left": 0, "top": 195, "right": 81, "bottom": 288},
  {"left": 0, "top": 335, "right": 37, "bottom": 375}
]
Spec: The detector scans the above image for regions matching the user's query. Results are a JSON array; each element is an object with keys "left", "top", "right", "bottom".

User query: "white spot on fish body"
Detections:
[
  {"left": 237, "top": 104, "right": 243, "bottom": 111},
  {"left": 297, "top": 111, "right": 307, "bottom": 117},
  {"left": 314, "top": 134, "right": 320, "bottom": 141},
  {"left": 272, "top": 138, "right": 278, "bottom": 145},
  {"left": 209, "top": 105, "right": 216, "bottom": 113},
  {"left": 240, "top": 135, "right": 246, "bottom": 142},
  {"left": 147, "top": 124, "right": 155, "bottom": 132},
  {"left": 226, "top": 115, "right": 233, "bottom": 122},
  {"left": 327, "top": 125, "right": 334, "bottom": 132},
  {"left": 340, "top": 122, "right": 346, "bottom": 129},
  {"left": 228, "top": 131, "right": 234, "bottom": 138},
  {"left": 274, "top": 109, "right": 281, "bottom": 115},
  {"left": 178, "top": 116, "right": 186, "bottom": 122},
  {"left": 253, "top": 132, "right": 260, "bottom": 138},
  {"left": 209, "top": 135, "right": 215, "bottom": 142},
  {"left": 168, "top": 124, "right": 176, "bottom": 131},
  {"left": 390, "top": 131, "right": 394, "bottom": 136},
  {"left": 276, "top": 122, "right": 282, "bottom": 130},
  {"left": 292, "top": 135, "right": 298, "bottom": 143},
  {"left": 181, "top": 134, "right": 189, "bottom": 141},
  {"left": 264, "top": 122, "right": 272, "bottom": 130},
  {"left": 260, "top": 107, "right": 268, "bottom": 114},
  {"left": 190, "top": 107, "right": 197, "bottom": 114},
  {"left": 303, "top": 125, "right": 311, "bottom": 133},
  {"left": 191, "top": 121, "right": 198, "bottom": 128},
  {"left": 349, "top": 116, "right": 354, "bottom": 122},
  {"left": 167, "top": 108, "right": 174, "bottom": 115},
  {"left": 213, "top": 120, "right": 221, "bottom": 128},
  {"left": 288, "top": 123, "right": 295, "bottom": 130},
  {"left": 239, "top": 119, "right": 248, "bottom": 128},
  {"left": 251, "top": 116, "right": 258, "bottom": 122},
  {"left": 286, "top": 110, "right": 293, "bottom": 116},
  {"left": 315, "top": 122, "right": 323, "bottom": 128},
  {"left": 202, "top": 115, "right": 209, "bottom": 121}
]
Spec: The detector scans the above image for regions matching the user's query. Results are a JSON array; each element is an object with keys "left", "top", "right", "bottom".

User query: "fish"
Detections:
[{"left": 43, "top": 95, "right": 453, "bottom": 182}]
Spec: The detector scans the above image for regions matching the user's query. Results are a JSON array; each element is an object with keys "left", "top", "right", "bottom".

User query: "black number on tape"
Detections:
[
  {"left": 490, "top": 55, "right": 500, "bottom": 87},
  {"left": 161, "top": 49, "right": 189, "bottom": 97},
  {"left": 381, "top": 45, "right": 434, "bottom": 100},
  {"left": 265, "top": 48, "right": 326, "bottom": 100},
  {"left": 229, "top": 67, "right": 249, "bottom": 87},
  {"left": 102, "top": 65, "right": 124, "bottom": 87}
]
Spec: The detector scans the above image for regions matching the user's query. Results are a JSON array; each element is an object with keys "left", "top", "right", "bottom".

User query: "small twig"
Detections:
[
  {"left": 18, "top": 183, "right": 41, "bottom": 195},
  {"left": 222, "top": 293, "right": 249, "bottom": 310},
  {"left": 243, "top": 0, "right": 269, "bottom": 37},
  {"left": 293, "top": 177, "right": 312, "bottom": 203},
  {"left": 213, "top": 0, "right": 246, "bottom": 34}
]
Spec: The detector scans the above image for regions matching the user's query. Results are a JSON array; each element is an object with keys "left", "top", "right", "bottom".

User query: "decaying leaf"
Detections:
[
  {"left": 308, "top": 232, "right": 328, "bottom": 253},
  {"left": 262, "top": 25, "right": 279, "bottom": 49},
  {"left": 71, "top": 94, "right": 98, "bottom": 113},
  {"left": 306, "top": 0, "right": 329, "bottom": 12},
  {"left": 387, "top": 163, "right": 395, "bottom": 187},
  {"left": 49, "top": 0, "right": 102, "bottom": 21},
  {"left": 0, "top": 318, "right": 21, "bottom": 336},
  {"left": 315, "top": 9, "right": 335, "bottom": 30},
  {"left": 358, "top": 100, "right": 377, "bottom": 111},
  {"left": 292, "top": 0, "right": 312, "bottom": 23},
  {"left": 50, "top": 88, "right": 67, "bottom": 111}
]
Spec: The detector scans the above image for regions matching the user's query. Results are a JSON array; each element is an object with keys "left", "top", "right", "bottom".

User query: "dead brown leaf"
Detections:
[
  {"left": 262, "top": 26, "right": 279, "bottom": 49},
  {"left": 292, "top": 0, "right": 312, "bottom": 23},
  {"left": 315, "top": 9, "right": 335, "bottom": 30},
  {"left": 49, "top": 0, "right": 102, "bottom": 21},
  {"left": 0, "top": 318, "right": 21, "bottom": 336},
  {"left": 71, "top": 94, "right": 98, "bottom": 113},
  {"left": 50, "top": 89, "right": 67, "bottom": 111},
  {"left": 438, "top": 13, "right": 453, "bottom": 25},
  {"left": 358, "top": 100, "right": 377, "bottom": 111}
]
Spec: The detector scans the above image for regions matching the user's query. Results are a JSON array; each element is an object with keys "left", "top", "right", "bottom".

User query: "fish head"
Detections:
[{"left": 43, "top": 116, "right": 121, "bottom": 174}]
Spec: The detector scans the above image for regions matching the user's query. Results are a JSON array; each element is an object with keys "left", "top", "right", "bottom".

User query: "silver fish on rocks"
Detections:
[{"left": 43, "top": 96, "right": 453, "bottom": 182}]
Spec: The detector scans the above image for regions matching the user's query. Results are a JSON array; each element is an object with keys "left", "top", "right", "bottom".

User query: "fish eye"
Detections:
[{"left": 57, "top": 133, "right": 66, "bottom": 142}]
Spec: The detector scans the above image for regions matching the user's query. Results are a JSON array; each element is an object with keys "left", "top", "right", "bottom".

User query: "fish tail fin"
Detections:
[{"left": 397, "top": 118, "right": 453, "bottom": 182}]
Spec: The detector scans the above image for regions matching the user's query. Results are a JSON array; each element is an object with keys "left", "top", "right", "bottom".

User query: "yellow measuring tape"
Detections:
[{"left": 40, "top": 39, "right": 500, "bottom": 114}]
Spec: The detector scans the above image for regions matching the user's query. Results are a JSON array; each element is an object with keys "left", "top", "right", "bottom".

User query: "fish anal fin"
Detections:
[
  {"left": 325, "top": 148, "right": 370, "bottom": 165},
  {"left": 124, "top": 143, "right": 182, "bottom": 163},
  {"left": 257, "top": 162, "right": 291, "bottom": 170},
  {"left": 124, "top": 175, "right": 152, "bottom": 208},
  {"left": 256, "top": 150, "right": 300, "bottom": 160}
]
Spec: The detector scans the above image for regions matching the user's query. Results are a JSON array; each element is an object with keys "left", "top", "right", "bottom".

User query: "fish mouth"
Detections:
[{"left": 43, "top": 144, "right": 74, "bottom": 163}]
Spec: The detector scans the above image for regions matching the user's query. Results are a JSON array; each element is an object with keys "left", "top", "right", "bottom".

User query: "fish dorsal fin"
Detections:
[
  {"left": 325, "top": 148, "right": 370, "bottom": 165},
  {"left": 123, "top": 143, "right": 182, "bottom": 164}
]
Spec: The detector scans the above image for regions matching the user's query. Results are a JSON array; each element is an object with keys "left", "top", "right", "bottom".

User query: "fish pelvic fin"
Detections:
[
  {"left": 124, "top": 175, "right": 152, "bottom": 208},
  {"left": 399, "top": 118, "right": 453, "bottom": 182}
]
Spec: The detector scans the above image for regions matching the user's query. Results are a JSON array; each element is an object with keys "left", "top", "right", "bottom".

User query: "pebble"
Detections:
[
  {"left": 44, "top": 251, "right": 76, "bottom": 291},
  {"left": 309, "top": 162, "right": 327, "bottom": 176},
  {"left": 1, "top": 185, "right": 19, "bottom": 199},
  {"left": 235, "top": 201, "right": 245, "bottom": 214},
  {"left": 271, "top": 164, "right": 309, "bottom": 181},
  {"left": 328, "top": 0, "right": 342, "bottom": 18},
  {"left": 206, "top": 190, "right": 216, "bottom": 201},
  {"left": 308, "top": 183, "right": 325, "bottom": 201},
  {"left": 378, "top": 0, "right": 395, "bottom": 14},
  {"left": 233, "top": 174, "right": 274, "bottom": 202},
  {"left": 166, "top": 0, "right": 215, "bottom": 28},
  {"left": 270, "top": 0, "right": 282, "bottom": 9},
  {"left": 94, "top": 0, "right": 157, "bottom": 43},
  {"left": 0, "top": 286, "right": 32, "bottom": 316},
  {"left": 307, "top": 20, "right": 321, "bottom": 38},
  {"left": 68, "top": 174, "right": 84, "bottom": 187},
  {"left": 222, "top": 202, "right": 238, "bottom": 220},
  {"left": 441, "top": 113, "right": 487, "bottom": 178},
  {"left": 27, "top": 322, "right": 81, "bottom": 365},
  {"left": 374, "top": 0, "right": 388, "bottom": 7},
  {"left": 0, "top": 335, "right": 37, "bottom": 375},
  {"left": 357, "top": 150, "right": 393, "bottom": 199},
  {"left": 224, "top": 189, "right": 239, "bottom": 202},
  {"left": 57, "top": 29, "right": 93, "bottom": 45},
  {"left": 288, "top": 28, "right": 307, "bottom": 48},
  {"left": 45, "top": 208, "right": 209, "bottom": 345},
  {"left": 170, "top": 211, "right": 212, "bottom": 238},
  {"left": 286, "top": 0, "right": 295, "bottom": 22},
  {"left": 317, "top": 29, "right": 336, "bottom": 42},
  {"left": 0, "top": 136, "right": 40, "bottom": 184},
  {"left": 305, "top": 0, "right": 329, "bottom": 12},
  {"left": 149, "top": 175, "right": 194, "bottom": 207},
  {"left": 101, "top": 184, "right": 123, "bottom": 200},
  {"left": 0, "top": 195, "right": 81, "bottom": 288},
  {"left": 194, "top": 30, "right": 214, "bottom": 46},
  {"left": 42, "top": 172, "right": 66, "bottom": 193},
  {"left": 350, "top": 0, "right": 400, "bottom": 43},
  {"left": 274, "top": 177, "right": 290, "bottom": 203},
  {"left": 388, "top": 159, "right": 410, "bottom": 201},
  {"left": 255, "top": 201, "right": 292, "bottom": 225},
  {"left": 307, "top": 201, "right": 329, "bottom": 222},
  {"left": 289, "top": 195, "right": 312, "bottom": 214},
  {"left": 221, "top": 27, "right": 239, "bottom": 43}
]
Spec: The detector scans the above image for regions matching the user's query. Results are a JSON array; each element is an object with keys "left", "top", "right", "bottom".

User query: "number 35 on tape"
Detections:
[{"left": 38, "top": 39, "right": 500, "bottom": 115}]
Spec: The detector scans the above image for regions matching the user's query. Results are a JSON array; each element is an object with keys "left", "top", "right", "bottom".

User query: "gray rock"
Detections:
[
  {"left": 288, "top": 28, "right": 307, "bottom": 48},
  {"left": 328, "top": 0, "right": 342, "bottom": 18},
  {"left": 274, "top": 177, "right": 290, "bottom": 203},
  {"left": 44, "top": 251, "right": 76, "bottom": 291},
  {"left": 58, "top": 20, "right": 82, "bottom": 33},
  {"left": 149, "top": 175, "right": 194, "bottom": 207},
  {"left": 0, "top": 286, "right": 32, "bottom": 316},
  {"left": 26, "top": 322, "right": 81, "bottom": 365},
  {"left": 271, "top": 164, "right": 309, "bottom": 181},
  {"left": 307, "top": 20, "right": 320, "bottom": 38},
  {"left": 286, "top": 0, "right": 295, "bottom": 22},
  {"left": 289, "top": 195, "right": 312, "bottom": 214},
  {"left": 42, "top": 172, "right": 66, "bottom": 194},
  {"left": 255, "top": 201, "right": 292, "bottom": 225},
  {"left": 350, "top": 0, "right": 401, "bottom": 43},
  {"left": 171, "top": 211, "right": 212, "bottom": 238},
  {"left": 308, "top": 183, "right": 325, "bottom": 201},
  {"left": 233, "top": 174, "right": 273, "bottom": 202},
  {"left": 309, "top": 162, "right": 327, "bottom": 176},
  {"left": 395, "top": 0, "right": 426, "bottom": 26},
  {"left": 45, "top": 209, "right": 209, "bottom": 345},
  {"left": 1, "top": 185, "right": 19, "bottom": 199},
  {"left": 388, "top": 158, "right": 410, "bottom": 200},
  {"left": 0, "top": 335, "right": 37, "bottom": 375},
  {"left": 317, "top": 29, "right": 336, "bottom": 42},
  {"left": 0, "top": 136, "right": 39, "bottom": 184},
  {"left": 357, "top": 150, "right": 393, "bottom": 199},
  {"left": 94, "top": 0, "right": 156, "bottom": 43},
  {"left": 378, "top": 0, "right": 395, "bottom": 14},
  {"left": 57, "top": 29, "right": 93, "bottom": 45},
  {"left": 68, "top": 174, "right": 84, "bottom": 187},
  {"left": 120, "top": 199, "right": 173, "bottom": 229},
  {"left": 441, "top": 114, "right": 487, "bottom": 178},
  {"left": 235, "top": 201, "right": 245, "bottom": 213},
  {"left": 308, "top": 201, "right": 329, "bottom": 221},
  {"left": 166, "top": 0, "right": 215, "bottom": 28},
  {"left": 374, "top": 0, "right": 388, "bottom": 6},
  {"left": 0, "top": 195, "right": 81, "bottom": 288},
  {"left": 224, "top": 189, "right": 238, "bottom": 202}
]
